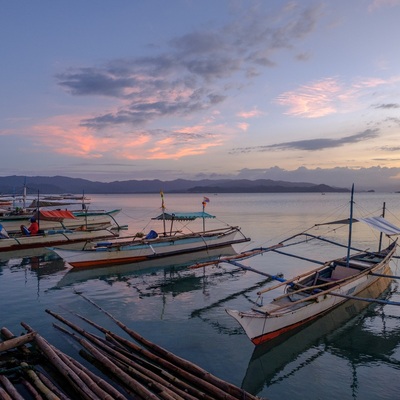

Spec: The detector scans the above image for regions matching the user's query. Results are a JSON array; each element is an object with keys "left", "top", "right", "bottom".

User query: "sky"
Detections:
[{"left": 1, "top": 0, "right": 400, "bottom": 191}]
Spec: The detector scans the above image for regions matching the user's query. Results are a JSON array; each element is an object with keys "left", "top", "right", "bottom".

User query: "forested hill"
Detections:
[{"left": 0, "top": 176, "right": 349, "bottom": 195}]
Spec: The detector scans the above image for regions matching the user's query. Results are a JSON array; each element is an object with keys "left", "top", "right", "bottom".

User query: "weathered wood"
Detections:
[
  {"left": 27, "top": 330, "right": 101, "bottom": 400},
  {"left": 68, "top": 312, "right": 214, "bottom": 400},
  {"left": 68, "top": 331, "right": 160, "bottom": 400},
  {"left": 73, "top": 295, "right": 259, "bottom": 400},
  {"left": 0, "top": 386, "right": 13, "bottom": 400},
  {"left": 0, "top": 332, "right": 36, "bottom": 353},
  {"left": 21, "top": 362, "right": 61, "bottom": 400},
  {"left": 53, "top": 352, "right": 126, "bottom": 400},
  {"left": 59, "top": 324, "right": 203, "bottom": 400},
  {"left": 1, "top": 327, "right": 71, "bottom": 400},
  {"left": 47, "top": 310, "right": 240, "bottom": 400},
  {"left": 0, "top": 327, "right": 31, "bottom": 356},
  {"left": 0, "top": 374, "right": 25, "bottom": 400},
  {"left": 36, "top": 372, "right": 71, "bottom": 400},
  {"left": 55, "top": 349, "right": 120, "bottom": 400},
  {"left": 21, "top": 378, "right": 43, "bottom": 400},
  {"left": 105, "top": 334, "right": 208, "bottom": 400}
]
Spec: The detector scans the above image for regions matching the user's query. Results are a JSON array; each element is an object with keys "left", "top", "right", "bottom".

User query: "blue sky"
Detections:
[{"left": 1, "top": 0, "right": 400, "bottom": 190}]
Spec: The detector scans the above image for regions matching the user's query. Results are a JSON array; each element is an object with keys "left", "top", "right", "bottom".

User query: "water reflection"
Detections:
[
  {"left": 0, "top": 253, "right": 67, "bottom": 276},
  {"left": 54, "top": 246, "right": 237, "bottom": 289},
  {"left": 242, "top": 281, "right": 400, "bottom": 396}
]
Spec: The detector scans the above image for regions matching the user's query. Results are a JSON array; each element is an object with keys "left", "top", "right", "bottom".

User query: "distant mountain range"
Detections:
[{"left": 0, "top": 175, "right": 349, "bottom": 195}]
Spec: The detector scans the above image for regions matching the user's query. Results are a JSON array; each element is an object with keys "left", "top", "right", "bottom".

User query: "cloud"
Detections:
[
  {"left": 368, "top": 0, "right": 400, "bottom": 12},
  {"left": 56, "top": 3, "right": 322, "bottom": 130},
  {"left": 275, "top": 76, "right": 400, "bottom": 118},
  {"left": 27, "top": 115, "right": 223, "bottom": 161},
  {"left": 374, "top": 103, "right": 400, "bottom": 109},
  {"left": 230, "top": 129, "right": 379, "bottom": 153}
]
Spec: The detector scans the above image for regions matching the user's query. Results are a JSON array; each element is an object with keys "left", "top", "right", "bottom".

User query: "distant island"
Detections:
[{"left": 0, "top": 175, "right": 349, "bottom": 195}]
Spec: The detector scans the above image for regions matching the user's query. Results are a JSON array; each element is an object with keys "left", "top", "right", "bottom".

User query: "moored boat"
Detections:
[
  {"left": 50, "top": 224, "right": 250, "bottom": 268},
  {"left": 0, "top": 227, "right": 119, "bottom": 259},
  {"left": 0, "top": 208, "right": 121, "bottom": 233},
  {"left": 224, "top": 185, "right": 400, "bottom": 345},
  {"left": 50, "top": 195, "right": 250, "bottom": 268},
  {"left": 226, "top": 241, "right": 397, "bottom": 345}
]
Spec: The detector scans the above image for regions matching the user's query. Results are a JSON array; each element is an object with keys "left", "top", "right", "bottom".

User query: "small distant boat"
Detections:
[{"left": 50, "top": 195, "right": 250, "bottom": 269}]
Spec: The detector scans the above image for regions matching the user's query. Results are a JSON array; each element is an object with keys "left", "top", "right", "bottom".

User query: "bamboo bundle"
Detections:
[
  {"left": 72, "top": 293, "right": 260, "bottom": 400},
  {"left": 45, "top": 306, "right": 261, "bottom": 400},
  {"left": 0, "top": 304, "right": 263, "bottom": 400}
]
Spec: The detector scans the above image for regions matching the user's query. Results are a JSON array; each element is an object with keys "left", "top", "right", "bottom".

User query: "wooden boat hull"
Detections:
[
  {"left": 241, "top": 272, "right": 394, "bottom": 394},
  {"left": 0, "top": 229, "right": 118, "bottom": 260},
  {"left": 226, "top": 242, "right": 397, "bottom": 345},
  {"left": 0, "top": 209, "right": 121, "bottom": 233},
  {"left": 50, "top": 227, "right": 250, "bottom": 268}
]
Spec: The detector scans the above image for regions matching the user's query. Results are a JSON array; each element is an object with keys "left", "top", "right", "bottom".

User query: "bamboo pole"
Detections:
[
  {"left": 54, "top": 347, "right": 121, "bottom": 400},
  {"left": 53, "top": 353, "right": 127, "bottom": 400},
  {"left": 36, "top": 372, "right": 71, "bottom": 400},
  {"left": 21, "top": 378, "right": 43, "bottom": 400},
  {"left": 110, "top": 355, "right": 186, "bottom": 400},
  {"left": 103, "top": 332, "right": 213, "bottom": 400},
  {"left": 0, "top": 327, "right": 71, "bottom": 400},
  {"left": 64, "top": 330, "right": 160, "bottom": 400},
  {"left": 49, "top": 313, "right": 226, "bottom": 400},
  {"left": 0, "top": 386, "right": 13, "bottom": 400},
  {"left": 0, "top": 328, "right": 31, "bottom": 356},
  {"left": 0, "top": 374, "right": 25, "bottom": 400},
  {"left": 21, "top": 362, "right": 61, "bottom": 400},
  {"left": 83, "top": 330, "right": 203, "bottom": 400},
  {"left": 73, "top": 295, "right": 259, "bottom": 400},
  {"left": 24, "top": 330, "right": 101, "bottom": 400},
  {"left": 47, "top": 309, "right": 248, "bottom": 400},
  {"left": 256, "top": 261, "right": 332, "bottom": 295},
  {"left": 189, "top": 244, "right": 284, "bottom": 269},
  {"left": 0, "top": 332, "right": 36, "bottom": 353}
]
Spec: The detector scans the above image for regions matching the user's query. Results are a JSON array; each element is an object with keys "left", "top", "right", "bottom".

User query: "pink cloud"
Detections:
[
  {"left": 276, "top": 75, "right": 400, "bottom": 118},
  {"left": 368, "top": 0, "right": 400, "bottom": 12},
  {"left": 28, "top": 115, "right": 225, "bottom": 161},
  {"left": 276, "top": 77, "right": 341, "bottom": 118},
  {"left": 237, "top": 109, "right": 263, "bottom": 118}
]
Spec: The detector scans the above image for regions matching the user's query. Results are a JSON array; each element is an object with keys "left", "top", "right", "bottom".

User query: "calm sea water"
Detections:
[{"left": 1, "top": 192, "right": 400, "bottom": 400}]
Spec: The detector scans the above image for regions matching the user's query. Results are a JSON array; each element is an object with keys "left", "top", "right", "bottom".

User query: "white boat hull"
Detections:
[
  {"left": 226, "top": 243, "right": 397, "bottom": 345},
  {"left": 51, "top": 227, "right": 250, "bottom": 268},
  {"left": 0, "top": 229, "right": 118, "bottom": 260}
]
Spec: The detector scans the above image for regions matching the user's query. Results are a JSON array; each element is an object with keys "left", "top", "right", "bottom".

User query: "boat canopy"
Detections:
[
  {"left": 316, "top": 216, "right": 400, "bottom": 236},
  {"left": 358, "top": 216, "right": 400, "bottom": 236},
  {"left": 36, "top": 210, "right": 77, "bottom": 221},
  {"left": 152, "top": 212, "right": 216, "bottom": 221}
]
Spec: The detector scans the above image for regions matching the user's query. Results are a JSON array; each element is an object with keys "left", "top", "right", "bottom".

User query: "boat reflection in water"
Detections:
[
  {"left": 55, "top": 246, "right": 238, "bottom": 289},
  {"left": 242, "top": 273, "right": 400, "bottom": 395}
]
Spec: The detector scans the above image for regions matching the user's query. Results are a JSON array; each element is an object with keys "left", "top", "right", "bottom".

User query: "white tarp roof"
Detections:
[{"left": 358, "top": 216, "right": 400, "bottom": 236}]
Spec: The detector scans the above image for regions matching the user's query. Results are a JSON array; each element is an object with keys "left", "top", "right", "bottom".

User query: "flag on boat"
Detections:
[
  {"left": 203, "top": 197, "right": 210, "bottom": 203},
  {"left": 160, "top": 191, "right": 165, "bottom": 209}
]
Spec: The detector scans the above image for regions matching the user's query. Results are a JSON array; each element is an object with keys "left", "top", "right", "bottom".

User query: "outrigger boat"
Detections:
[
  {"left": 49, "top": 196, "right": 250, "bottom": 268},
  {"left": 0, "top": 208, "right": 121, "bottom": 233},
  {"left": 0, "top": 227, "right": 119, "bottom": 259},
  {"left": 0, "top": 209, "right": 120, "bottom": 259},
  {"left": 191, "top": 185, "right": 400, "bottom": 345}
]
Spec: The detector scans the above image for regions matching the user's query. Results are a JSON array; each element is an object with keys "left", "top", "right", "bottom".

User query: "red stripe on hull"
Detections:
[{"left": 251, "top": 314, "right": 322, "bottom": 346}]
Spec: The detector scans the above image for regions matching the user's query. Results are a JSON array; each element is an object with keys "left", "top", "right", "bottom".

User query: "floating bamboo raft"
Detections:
[{"left": 0, "top": 295, "right": 263, "bottom": 400}]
